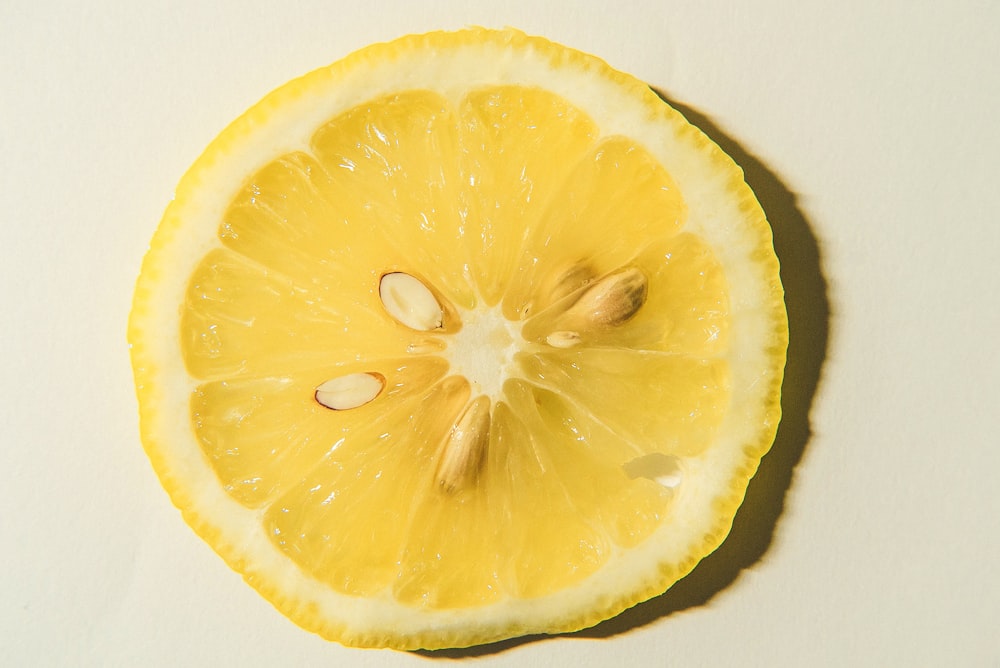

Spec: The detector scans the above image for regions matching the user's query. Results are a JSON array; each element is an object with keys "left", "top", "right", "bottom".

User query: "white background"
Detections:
[{"left": 2, "top": 1, "right": 998, "bottom": 665}]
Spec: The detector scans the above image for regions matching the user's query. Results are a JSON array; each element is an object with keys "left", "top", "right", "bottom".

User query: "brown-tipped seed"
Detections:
[
  {"left": 379, "top": 272, "right": 444, "bottom": 331},
  {"left": 315, "top": 372, "right": 386, "bottom": 410},
  {"left": 436, "top": 395, "right": 491, "bottom": 493},
  {"left": 561, "top": 266, "right": 648, "bottom": 328}
]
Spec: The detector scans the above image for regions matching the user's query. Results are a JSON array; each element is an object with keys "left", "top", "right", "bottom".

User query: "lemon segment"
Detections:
[
  {"left": 393, "top": 467, "right": 504, "bottom": 609},
  {"left": 518, "top": 349, "right": 729, "bottom": 457},
  {"left": 264, "top": 375, "right": 469, "bottom": 598},
  {"left": 192, "top": 358, "right": 449, "bottom": 508},
  {"left": 218, "top": 152, "right": 348, "bottom": 288},
  {"left": 505, "top": 135, "right": 686, "bottom": 320},
  {"left": 504, "top": 381, "right": 674, "bottom": 550},
  {"left": 310, "top": 91, "right": 475, "bottom": 310},
  {"left": 182, "top": 248, "right": 408, "bottom": 380},
  {"left": 458, "top": 86, "right": 599, "bottom": 308}
]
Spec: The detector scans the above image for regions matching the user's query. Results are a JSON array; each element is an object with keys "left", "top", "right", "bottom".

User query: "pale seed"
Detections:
[
  {"left": 546, "top": 330, "right": 581, "bottom": 348},
  {"left": 379, "top": 272, "right": 444, "bottom": 331},
  {"left": 315, "top": 372, "right": 386, "bottom": 410},
  {"left": 436, "top": 395, "right": 491, "bottom": 493}
]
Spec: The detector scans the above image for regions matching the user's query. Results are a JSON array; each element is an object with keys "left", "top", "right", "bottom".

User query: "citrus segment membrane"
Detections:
[{"left": 129, "top": 28, "right": 787, "bottom": 650}]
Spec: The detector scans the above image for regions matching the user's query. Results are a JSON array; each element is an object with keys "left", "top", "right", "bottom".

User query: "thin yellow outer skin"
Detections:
[{"left": 128, "top": 27, "right": 788, "bottom": 650}]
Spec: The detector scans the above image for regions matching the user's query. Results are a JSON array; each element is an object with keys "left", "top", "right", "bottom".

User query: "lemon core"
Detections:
[{"left": 444, "top": 305, "right": 521, "bottom": 399}]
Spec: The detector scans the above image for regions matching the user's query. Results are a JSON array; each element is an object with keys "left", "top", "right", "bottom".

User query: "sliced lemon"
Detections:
[{"left": 128, "top": 28, "right": 788, "bottom": 650}]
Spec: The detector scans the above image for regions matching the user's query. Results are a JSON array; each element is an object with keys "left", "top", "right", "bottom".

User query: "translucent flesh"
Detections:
[{"left": 180, "top": 87, "right": 732, "bottom": 608}]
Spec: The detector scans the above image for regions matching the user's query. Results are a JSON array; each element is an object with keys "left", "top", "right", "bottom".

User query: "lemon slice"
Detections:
[{"left": 128, "top": 27, "right": 788, "bottom": 650}]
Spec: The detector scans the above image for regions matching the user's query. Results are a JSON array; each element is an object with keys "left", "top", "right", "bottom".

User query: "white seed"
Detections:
[
  {"left": 436, "top": 395, "right": 491, "bottom": 493},
  {"left": 315, "top": 372, "right": 385, "bottom": 410},
  {"left": 379, "top": 272, "right": 444, "bottom": 331},
  {"left": 546, "top": 330, "right": 581, "bottom": 348},
  {"left": 561, "top": 267, "right": 648, "bottom": 328}
]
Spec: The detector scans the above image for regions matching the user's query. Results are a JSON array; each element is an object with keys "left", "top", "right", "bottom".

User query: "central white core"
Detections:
[{"left": 443, "top": 305, "right": 522, "bottom": 401}]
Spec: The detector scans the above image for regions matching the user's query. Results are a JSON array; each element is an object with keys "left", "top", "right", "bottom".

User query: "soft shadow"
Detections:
[{"left": 417, "top": 91, "right": 830, "bottom": 659}]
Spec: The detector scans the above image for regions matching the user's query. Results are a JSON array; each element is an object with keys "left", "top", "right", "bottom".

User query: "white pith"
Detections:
[
  {"left": 442, "top": 303, "right": 522, "bottom": 401},
  {"left": 129, "top": 29, "right": 786, "bottom": 649}
]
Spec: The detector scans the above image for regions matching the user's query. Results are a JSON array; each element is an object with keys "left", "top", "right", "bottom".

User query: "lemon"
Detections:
[{"left": 128, "top": 27, "right": 787, "bottom": 650}]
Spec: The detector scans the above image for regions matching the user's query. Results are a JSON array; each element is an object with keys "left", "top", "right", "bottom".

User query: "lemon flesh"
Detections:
[{"left": 129, "top": 28, "right": 787, "bottom": 650}]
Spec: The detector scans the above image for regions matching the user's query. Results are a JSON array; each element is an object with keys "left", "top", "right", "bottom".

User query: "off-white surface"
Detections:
[{"left": 1, "top": 2, "right": 997, "bottom": 665}]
